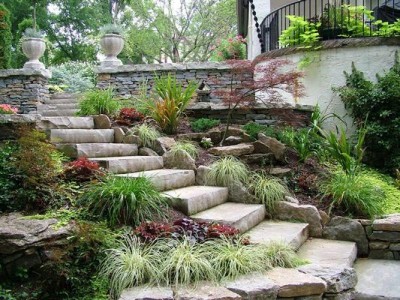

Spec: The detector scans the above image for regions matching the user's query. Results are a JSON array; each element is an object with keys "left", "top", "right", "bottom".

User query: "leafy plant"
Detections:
[
  {"left": 0, "top": 4, "right": 12, "bottom": 69},
  {"left": 146, "top": 74, "right": 197, "bottom": 134},
  {"left": 49, "top": 62, "right": 95, "bottom": 93},
  {"left": 279, "top": 15, "right": 320, "bottom": 48},
  {"left": 211, "top": 35, "right": 246, "bottom": 61},
  {"left": 200, "top": 137, "right": 213, "bottom": 149},
  {"left": 115, "top": 107, "right": 144, "bottom": 126},
  {"left": 248, "top": 172, "right": 290, "bottom": 213},
  {"left": 190, "top": 118, "right": 220, "bottom": 132},
  {"left": 374, "top": 19, "right": 400, "bottom": 37},
  {"left": 129, "top": 123, "right": 160, "bottom": 148},
  {"left": 259, "top": 241, "right": 306, "bottom": 268},
  {"left": 0, "top": 143, "right": 19, "bottom": 212},
  {"left": 77, "top": 87, "right": 120, "bottom": 116},
  {"left": 206, "top": 156, "right": 249, "bottom": 187},
  {"left": 0, "top": 104, "right": 18, "bottom": 114},
  {"left": 169, "top": 141, "right": 199, "bottom": 159},
  {"left": 81, "top": 176, "right": 169, "bottom": 226},
  {"left": 99, "top": 23, "right": 125, "bottom": 36},
  {"left": 63, "top": 157, "right": 103, "bottom": 183},
  {"left": 22, "top": 27, "right": 45, "bottom": 38}
]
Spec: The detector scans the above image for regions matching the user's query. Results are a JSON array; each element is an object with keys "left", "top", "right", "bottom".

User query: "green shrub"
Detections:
[
  {"left": 0, "top": 4, "right": 12, "bottom": 69},
  {"left": 211, "top": 36, "right": 246, "bottom": 61},
  {"left": 206, "top": 156, "right": 249, "bottom": 187},
  {"left": 190, "top": 118, "right": 220, "bottom": 132},
  {"left": 81, "top": 176, "right": 169, "bottom": 226},
  {"left": 248, "top": 172, "right": 290, "bottom": 213},
  {"left": 0, "top": 143, "right": 19, "bottom": 212},
  {"left": 242, "top": 122, "right": 278, "bottom": 140},
  {"left": 170, "top": 141, "right": 199, "bottom": 159},
  {"left": 49, "top": 62, "right": 95, "bottom": 93},
  {"left": 259, "top": 241, "right": 306, "bottom": 268},
  {"left": 129, "top": 124, "right": 160, "bottom": 148},
  {"left": 77, "top": 87, "right": 120, "bottom": 116},
  {"left": 279, "top": 15, "right": 320, "bottom": 48}
]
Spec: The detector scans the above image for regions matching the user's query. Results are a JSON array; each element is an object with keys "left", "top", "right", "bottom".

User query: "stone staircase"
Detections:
[
  {"left": 37, "top": 93, "right": 79, "bottom": 116},
  {"left": 38, "top": 94, "right": 398, "bottom": 300}
]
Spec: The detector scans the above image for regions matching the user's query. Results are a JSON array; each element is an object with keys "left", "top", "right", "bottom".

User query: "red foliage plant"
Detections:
[
  {"left": 63, "top": 157, "right": 103, "bottom": 183},
  {"left": 116, "top": 107, "right": 144, "bottom": 126},
  {"left": 214, "top": 59, "right": 305, "bottom": 145}
]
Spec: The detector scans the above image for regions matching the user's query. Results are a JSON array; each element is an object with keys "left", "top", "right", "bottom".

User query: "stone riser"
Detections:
[
  {"left": 50, "top": 129, "right": 114, "bottom": 143},
  {"left": 40, "top": 109, "right": 79, "bottom": 117},
  {"left": 38, "top": 116, "right": 95, "bottom": 130},
  {"left": 57, "top": 143, "right": 139, "bottom": 158},
  {"left": 90, "top": 156, "right": 164, "bottom": 174}
]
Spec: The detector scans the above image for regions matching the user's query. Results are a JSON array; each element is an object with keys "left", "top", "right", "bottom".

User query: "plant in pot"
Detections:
[{"left": 99, "top": 24, "right": 125, "bottom": 67}]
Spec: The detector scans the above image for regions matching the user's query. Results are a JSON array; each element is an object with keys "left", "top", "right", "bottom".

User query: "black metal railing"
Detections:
[{"left": 261, "top": 0, "right": 400, "bottom": 52}]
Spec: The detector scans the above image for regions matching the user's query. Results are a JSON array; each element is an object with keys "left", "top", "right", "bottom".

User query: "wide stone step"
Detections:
[
  {"left": 164, "top": 186, "right": 228, "bottom": 215},
  {"left": 57, "top": 143, "right": 138, "bottom": 158},
  {"left": 40, "top": 109, "right": 79, "bottom": 116},
  {"left": 38, "top": 116, "right": 94, "bottom": 130},
  {"left": 118, "top": 169, "right": 195, "bottom": 192},
  {"left": 50, "top": 129, "right": 114, "bottom": 144},
  {"left": 51, "top": 93, "right": 77, "bottom": 99},
  {"left": 90, "top": 156, "right": 163, "bottom": 174},
  {"left": 44, "top": 98, "right": 78, "bottom": 104},
  {"left": 246, "top": 221, "right": 309, "bottom": 250},
  {"left": 38, "top": 103, "right": 78, "bottom": 111},
  {"left": 191, "top": 202, "right": 266, "bottom": 233},
  {"left": 354, "top": 259, "right": 400, "bottom": 299},
  {"left": 297, "top": 239, "right": 357, "bottom": 267}
]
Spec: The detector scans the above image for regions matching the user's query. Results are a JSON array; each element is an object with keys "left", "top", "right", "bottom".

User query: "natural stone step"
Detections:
[
  {"left": 44, "top": 98, "right": 78, "bottom": 104},
  {"left": 225, "top": 273, "right": 279, "bottom": 299},
  {"left": 38, "top": 116, "right": 94, "bottom": 130},
  {"left": 56, "top": 143, "right": 138, "bottom": 158},
  {"left": 297, "top": 239, "right": 357, "bottom": 267},
  {"left": 119, "top": 286, "right": 173, "bottom": 300},
  {"left": 175, "top": 284, "right": 241, "bottom": 299},
  {"left": 118, "top": 169, "right": 195, "bottom": 192},
  {"left": 90, "top": 156, "right": 163, "bottom": 174},
  {"left": 51, "top": 93, "right": 77, "bottom": 99},
  {"left": 40, "top": 109, "right": 79, "bottom": 116},
  {"left": 354, "top": 259, "right": 400, "bottom": 299},
  {"left": 38, "top": 103, "right": 78, "bottom": 111},
  {"left": 191, "top": 202, "right": 266, "bottom": 233},
  {"left": 246, "top": 221, "right": 309, "bottom": 250},
  {"left": 163, "top": 186, "right": 228, "bottom": 215},
  {"left": 50, "top": 129, "right": 114, "bottom": 144}
]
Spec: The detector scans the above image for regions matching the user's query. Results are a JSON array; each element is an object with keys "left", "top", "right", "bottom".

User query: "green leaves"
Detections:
[
  {"left": 279, "top": 15, "right": 320, "bottom": 48},
  {"left": 77, "top": 87, "right": 120, "bottom": 116}
]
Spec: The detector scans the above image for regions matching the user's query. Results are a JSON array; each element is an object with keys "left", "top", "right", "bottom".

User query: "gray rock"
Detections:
[
  {"left": 209, "top": 130, "right": 222, "bottom": 145},
  {"left": 225, "top": 273, "right": 279, "bottom": 299},
  {"left": 389, "top": 243, "right": 400, "bottom": 251},
  {"left": 298, "top": 264, "right": 357, "bottom": 293},
  {"left": 139, "top": 147, "right": 158, "bottom": 156},
  {"left": 228, "top": 182, "right": 259, "bottom": 204},
  {"left": 276, "top": 201, "right": 323, "bottom": 237},
  {"left": 242, "top": 153, "right": 275, "bottom": 165},
  {"left": 269, "top": 167, "right": 292, "bottom": 177},
  {"left": 224, "top": 136, "right": 243, "bottom": 145},
  {"left": 323, "top": 290, "right": 355, "bottom": 300},
  {"left": 369, "top": 231, "right": 400, "bottom": 242},
  {"left": 369, "top": 241, "right": 390, "bottom": 250},
  {"left": 123, "top": 134, "right": 142, "bottom": 146},
  {"left": 208, "top": 143, "right": 254, "bottom": 157},
  {"left": 119, "top": 286, "right": 173, "bottom": 300},
  {"left": 163, "top": 150, "right": 196, "bottom": 171},
  {"left": 175, "top": 284, "right": 241, "bottom": 300},
  {"left": 319, "top": 210, "right": 330, "bottom": 226},
  {"left": 258, "top": 133, "right": 286, "bottom": 161},
  {"left": 372, "top": 214, "right": 400, "bottom": 232},
  {"left": 153, "top": 137, "right": 176, "bottom": 155},
  {"left": 285, "top": 196, "right": 300, "bottom": 204},
  {"left": 5, "top": 249, "right": 42, "bottom": 275},
  {"left": 368, "top": 250, "right": 394, "bottom": 259},
  {"left": 323, "top": 217, "right": 369, "bottom": 256},
  {"left": 252, "top": 140, "right": 272, "bottom": 154},
  {"left": 93, "top": 114, "right": 111, "bottom": 129},
  {"left": 196, "top": 165, "right": 212, "bottom": 185},
  {"left": 178, "top": 132, "right": 209, "bottom": 142},
  {"left": 113, "top": 127, "right": 125, "bottom": 143}
]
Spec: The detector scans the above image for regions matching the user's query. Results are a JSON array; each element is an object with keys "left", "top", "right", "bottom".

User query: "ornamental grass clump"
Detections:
[
  {"left": 206, "top": 156, "right": 249, "bottom": 187},
  {"left": 259, "top": 241, "right": 307, "bottom": 268},
  {"left": 78, "top": 87, "right": 120, "bottom": 116},
  {"left": 169, "top": 141, "right": 199, "bottom": 160},
  {"left": 129, "top": 124, "right": 160, "bottom": 148},
  {"left": 80, "top": 176, "right": 168, "bottom": 226}
]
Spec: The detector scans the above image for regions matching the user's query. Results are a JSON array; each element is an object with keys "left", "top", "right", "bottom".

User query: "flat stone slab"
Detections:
[
  {"left": 119, "top": 286, "right": 173, "bottom": 300},
  {"left": 90, "top": 156, "right": 163, "bottom": 174},
  {"left": 50, "top": 129, "right": 114, "bottom": 143},
  {"left": 39, "top": 116, "right": 94, "bottom": 130},
  {"left": 164, "top": 185, "right": 228, "bottom": 215},
  {"left": 266, "top": 267, "right": 326, "bottom": 297},
  {"left": 354, "top": 259, "right": 400, "bottom": 299},
  {"left": 57, "top": 143, "right": 138, "bottom": 158},
  {"left": 208, "top": 143, "right": 254, "bottom": 156},
  {"left": 225, "top": 273, "right": 279, "bottom": 299},
  {"left": 246, "top": 221, "right": 309, "bottom": 250},
  {"left": 297, "top": 239, "right": 357, "bottom": 267},
  {"left": 373, "top": 214, "right": 400, "bottom": 232},
  {"left": 118, "top": 169, "right": 195, "bottom": 192},
  {"left": 191, "top": 203, "right": 266, "bottom": 233},
  {"left": 175, "top": 284, "right": 241, "bottom": 300}
]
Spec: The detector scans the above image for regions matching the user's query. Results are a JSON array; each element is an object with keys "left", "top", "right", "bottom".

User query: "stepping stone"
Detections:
[
  {"left": 56, "top": 143, "right": 138, "bottom": 158},
  {"left": 246, "top": 220, "right": 309, "bottom": 250},
  {"left": 50, "top": 129, "right": 114, "bottom": 143},
  {"left": 40, "top": 109, "right": 79, "bottom": 116},
  {"left": 38, "top": 116, "right": 94, "bottom": 130},
  {"left": 118, "top": 169, "right": 195, "bottom": 192},
  {"left": 191, "top": 202, "right": 266, "bottom": 232},
  {"left": 175, "top": 284, "right": 241, "bottom": 300},
  {"left": 119, "top": 286, "right": 173, "bottom": 300},
  {"left": 164, "top": 186, "right": 228, "bottom": 215},
  {"left": 225, "top": 273, "right": 279, "bottom": 299},
  {"left": 208, "top": 143, "right": 254, "bottom": 156},
  {"left": 90, "top": 156, "right": 163, "bottom": 174},
  {"left": 354, "top": 259, "right": 400, "bottom": 299},
  {"left": 297, "top": 239, "right": 357, "bottom": 267},
  {"left": 266, "top": 267, "right": 326, "bottom": 298}
]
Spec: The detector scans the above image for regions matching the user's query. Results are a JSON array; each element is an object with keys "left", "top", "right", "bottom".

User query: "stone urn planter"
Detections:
[
  {"left": 22, "top": 38, "right": 46, "bottom": 70},
  {"left": 100, "top": 33, "right": 124, "bottom": 67}
]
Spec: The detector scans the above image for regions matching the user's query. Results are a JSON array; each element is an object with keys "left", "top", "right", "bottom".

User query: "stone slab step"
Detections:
[
  {"left": 44, "top": 98, "right": 78, "bottom": 104},
  {"left": 56, "top": 143, "right": 138, "bottom": 158},
  {"left": 354, "top": 259, "right": 400, "bottom": 299},
  {"left": 191, "top": 202, "right": 266, "bottom": 233},
  {"left": 51, "top": 93, "right": 77, "bottom": 99},
  {"left": 38, "top": 104, "right": 78, "bottom": 111},
  {"left": 38, "top": 116, "right": 94, "bottom": 130},
  {"left": 163, "top": 186, "right": 228, "bottom": 215},
  {"left": 40, "top": 109, "right": 79, "bottom": 116},
  {"left": 118, "top": 169, "right": 195, "bottom": 192},
  {"left": 246, "top": 221, "right": 309, "bottom": 250},
  {"left": 297, "top": 238, "right": 357, "bottom": 267},
  {"left": 90, "top": 156, "right": 163, "bottom": 174},
  {"left": 50, "top": 129, "right": 114, "bottom": 144}
]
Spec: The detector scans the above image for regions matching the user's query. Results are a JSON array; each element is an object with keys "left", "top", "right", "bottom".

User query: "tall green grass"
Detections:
[
  {"left": 129, "top": 124, "right": 160, "bottom": 148},
  {"left": 77, "top": 87, "right": 120, "bottom": 116},
  {"left": 206, "top": 156, "right": 249, "bottom": 187},
  {"left": 169, "top": 141, "right": 199, "bottom": 159}
]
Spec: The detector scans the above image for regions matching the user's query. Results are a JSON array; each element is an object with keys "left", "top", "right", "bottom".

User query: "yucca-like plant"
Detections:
[
  {"left": 100, "top": 235, "right": 159, "bottom": 299},
  {"left": 78, "top": 87, "right": 120, "bottom": 116},
  {"left": 206, "top": 156, "right": 249, "bottom": 187},
  {"left": 81, "top": 176, "right": 168, "bottom": 226},
  {"left": 129, "top": 124, "right": 160, "bottom": 148},
  {"left": 146, "top": 74, "right": 197, "bottom": 134},
  {"left": 259, "top": 241, "right": 307, "bottom": 268},
  {"left": 170, "top": 141, "right": 199, "bottom": 159},
  {"left": 248, "top": 172, "right": 290, "bottom": 213}
]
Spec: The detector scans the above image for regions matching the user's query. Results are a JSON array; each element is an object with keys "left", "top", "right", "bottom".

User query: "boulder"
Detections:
[
  {"left": 228, "top": 182, "right": 259, "bottom": 204},
  {"left": 138, "top": 147, "right": 159, "bottom": 156},
  {"left": 298, "top": 264, "right": 358, "bottom": 293},
  {"left": 323, "top": 217, "right": 369, "bottom": 256},
  {"left": 268, "top": 167, "right": 292, "bottom": 177},
  {"left": 209, "top": 130, "right": 222, "bottom": 145},
  {"left": 196, "top": 165, "right": 212, "bottom": 185},
  {"left": 225, "top": 273, "right": 279, "bottom": 299},
  {"left": 123, "top": 134, "right": 142, "bottom": 146},
  {"left": 153, "top": 137, "right": 176, "bottom": 155},
  {"left": 177, "top": 132, "right": 209, "bottom": 142},
  {"left": 258, "top": 133, "right": 286, "bottom": 161},
  {"left": 208, "top": 143, "right": 254, "bottom": 157},
  {"left": 175, "top": 284, "right": 241, "bottom": 300},
  {"left": 275, "top": 201, "right": 323, "bottom": 237},
  {"left": 285, "top": 196, "right": 300, "bottom": 204},
  {"left": 372, "top": 214, "right": 400, "bottom": 232},
  {"left": 319, "top": 210, "right": 330, "bottom": 226},
  {"left": 242, "top": 153, "right": 275, "bottom": 165},
  {"left": 252, "top": 141, "right": 272, "bottom": 154},
  {"left": 163, "top": 150, "right": 196, "bottom": 171},
  {"left": 119, "top": 286, "right": 173, "bottom": 300},
  {"left": 224, "top": 136, "right": 243, "bottom": 146},
  {"left": 93, "top": 114, "right": 111, "bottom": 129},
  {"left": 113, "top": 127, "right": 125, "bottom": 143}
]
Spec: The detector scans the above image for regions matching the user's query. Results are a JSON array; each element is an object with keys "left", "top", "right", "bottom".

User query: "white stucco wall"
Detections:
[
  {"left": 255, "top": 44, "right": 400, "bottom": 132},
  {"left": 248, "top": 0, "right": 271, "bottom": 60}
]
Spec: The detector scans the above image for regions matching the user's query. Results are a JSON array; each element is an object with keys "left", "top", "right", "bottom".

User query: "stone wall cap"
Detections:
[{"left": 0, "top": 68, "right": 52, "bottom": 78}]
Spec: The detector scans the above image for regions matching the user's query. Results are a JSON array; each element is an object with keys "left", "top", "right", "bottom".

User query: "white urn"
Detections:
[
  {"left": 22, "top": 38, "right": 46, "bottom": 70},
  {"left": 100, "top": 34, "right": 124, "bottom": 67}
]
